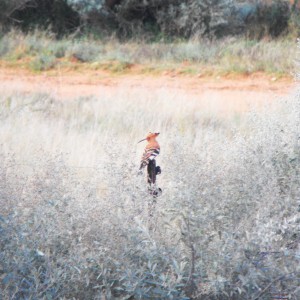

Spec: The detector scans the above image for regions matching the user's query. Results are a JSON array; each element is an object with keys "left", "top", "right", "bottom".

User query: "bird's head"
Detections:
[{"left": 138, "top": 132, "right": 160, "bottom": 143}]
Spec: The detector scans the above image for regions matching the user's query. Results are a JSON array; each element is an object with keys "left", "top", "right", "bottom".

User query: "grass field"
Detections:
[
  {"left": 1, "top": 75, "right": 300, "bottom": 299},
  {"left": 0, "top": 31, "right": 297, "bottom": 76}
]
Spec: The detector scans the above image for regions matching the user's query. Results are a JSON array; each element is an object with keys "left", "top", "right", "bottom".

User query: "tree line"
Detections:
[{"left": 0, "top": 0, "right": 297, "bottom": 39}]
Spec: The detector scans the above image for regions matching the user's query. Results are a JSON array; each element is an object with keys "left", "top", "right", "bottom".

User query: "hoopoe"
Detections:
[
  {"left": 138, "top": 132, "right": 162, "bottom": 198},
  {"left": 138, "top": 132, "right": 160, "bottom": 170}
]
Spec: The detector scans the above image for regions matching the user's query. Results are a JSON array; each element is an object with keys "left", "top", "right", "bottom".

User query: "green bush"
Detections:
[
  {"left": 68, "top": 41, "right": 102, "bottom": 62},
  {"left": 0, "top": 35, "right": 17, "bottom": 57},
  {"left": 0, "top": 0, "right": 80, "bottom": 36},
  {"left": 288, "top": 12, "right": 300, "bottom": 37},
  {"left": 0, "top": 0, "right": 31, "bottom": 27},
  {"left": 0, "top": 0, "right": 293, "bottom": 39},
  {"left": 241, "top": 0, "right": 291, "bottom": 38},
  {"left": 30, "top": 52, "right": 57, "bottom": 71}
]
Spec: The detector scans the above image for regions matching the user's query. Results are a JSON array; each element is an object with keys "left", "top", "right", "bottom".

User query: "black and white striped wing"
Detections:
[
  {"left": 140, "top": 148, "right": 160, "bottom": 168},
  {"left": 145, "top": 148, "right": 160, "bottom": 161}
]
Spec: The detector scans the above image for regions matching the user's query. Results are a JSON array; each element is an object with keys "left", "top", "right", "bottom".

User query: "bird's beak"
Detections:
[
  {"left": 156, "top": 132, "right": 160, "bottom": 135},
  {"left": 138, "top": 138, "right": 147, "bottom": 143}
]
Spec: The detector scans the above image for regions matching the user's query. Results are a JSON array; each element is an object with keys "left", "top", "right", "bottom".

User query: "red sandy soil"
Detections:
[{"left": 0, "top": 67, "right": 297, "bottom": 115}]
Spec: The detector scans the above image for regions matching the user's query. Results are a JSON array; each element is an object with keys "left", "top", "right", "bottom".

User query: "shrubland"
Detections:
[
  {"left": 0, "top": 73, "right": 300, "bottom": 299},
  {"left": 0, "top": 0, "right": 295, "bottom": 39},
  {"left": 0, "top": 31, "right": 296, "bottom": 75},
  {"left": 0, "top": 1, "right": 298, "bottom": 76}
]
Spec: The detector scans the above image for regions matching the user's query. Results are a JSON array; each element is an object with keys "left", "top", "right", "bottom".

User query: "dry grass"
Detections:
[
  {"left": 0, "top": 77, "right": 300, "bottom": 299},
  {"left": 0, "top": 31, "right": 297, "bottom": 75}
]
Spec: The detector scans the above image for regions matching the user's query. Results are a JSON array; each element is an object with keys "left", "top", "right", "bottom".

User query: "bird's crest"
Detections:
[{"left": 138, "top": 132, "right": 160, "bottom": 143}]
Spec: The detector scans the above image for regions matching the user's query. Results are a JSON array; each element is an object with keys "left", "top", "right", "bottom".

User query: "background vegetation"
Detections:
[
  {"left": 0, "top": 0, "right": 299, "bottom": 39},
  {"left": 1, "top": 1, "right": 300, "bottom": 299},
  {"left": 0, "top": 75, "right": 300, "bottom": 299},
  {"left": 0, "top": 30, "right": 296, "bottom": 75},
  {"left": 0, "top": 1, "right": 298, "bottom": 76}
]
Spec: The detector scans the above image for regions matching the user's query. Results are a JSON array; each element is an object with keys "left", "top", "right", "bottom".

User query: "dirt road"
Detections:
[{"left": 0, "top": 67, "right": 296, "bottom": 115}]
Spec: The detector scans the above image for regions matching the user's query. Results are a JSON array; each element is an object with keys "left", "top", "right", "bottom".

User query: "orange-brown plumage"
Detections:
[
  {"left": 145, "top": 132, "right": 160, "bottom": 149},
  {"left": 138, "top": 132, "right": 160, "bottom": 169}
]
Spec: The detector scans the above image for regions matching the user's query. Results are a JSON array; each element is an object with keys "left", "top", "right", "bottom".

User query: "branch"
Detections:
[
  {"left": 7, "top": 0, "right": 37, "bottom": 18},
  {"left": 292, "top": 0, "right": 299, "bottom": 13},
  {"left": 251, "top": 272, "right": 297, "bottom": 300}
]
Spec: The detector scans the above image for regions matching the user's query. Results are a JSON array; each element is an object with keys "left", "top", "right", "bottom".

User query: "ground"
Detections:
[{"left": 0, "top": 67, "right": 295, "bottom": 116}]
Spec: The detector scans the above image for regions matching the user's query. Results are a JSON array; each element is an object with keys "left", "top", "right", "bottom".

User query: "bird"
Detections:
[
  {"left": 138, "top": 132, "right": 160, "bottom": 171},
  {"left": 138, "top": 132, "right": 162, "bottom": 198}
]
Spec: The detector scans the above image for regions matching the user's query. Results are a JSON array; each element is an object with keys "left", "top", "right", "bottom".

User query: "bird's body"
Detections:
[
  {"left": 139, "top": 133, "right": 160, "bottom": 170},
  {"left": 138, "top": 132, "right": 162, "bottom": 198}
]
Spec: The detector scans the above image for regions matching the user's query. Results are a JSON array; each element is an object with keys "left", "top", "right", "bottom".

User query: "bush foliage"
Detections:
[
  {"left": 0, "top": 68, "right": 300, "bottom": 298},
  {"left": 0, "top": 0, "right": 295, "bottom": 39}
]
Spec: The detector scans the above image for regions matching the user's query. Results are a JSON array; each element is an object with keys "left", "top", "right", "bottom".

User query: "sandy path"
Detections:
[{"left": 0, "top": 67, "right": 297, "bottom": 115}]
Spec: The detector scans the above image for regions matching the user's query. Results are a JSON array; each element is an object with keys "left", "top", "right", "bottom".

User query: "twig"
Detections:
[{"left": 252, "top": 272, "right": 296, "bottom": 300}]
